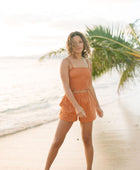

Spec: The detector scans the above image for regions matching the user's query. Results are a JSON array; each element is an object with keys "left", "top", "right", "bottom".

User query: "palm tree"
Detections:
[
  {"left": 39, "top": 20, "right": 140, "bottom": 93},
  {"left": 86, "top": 21, "right": 140, "bottom": 93}
]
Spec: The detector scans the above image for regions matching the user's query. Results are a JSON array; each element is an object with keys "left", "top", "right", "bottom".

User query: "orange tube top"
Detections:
[{"left": 69, "top": 67, "right": 91, "bottom": 91}]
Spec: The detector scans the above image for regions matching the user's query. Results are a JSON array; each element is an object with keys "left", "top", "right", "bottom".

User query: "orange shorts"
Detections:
[
  {"left": 59, "top": 111, "right": 96, "bottom": 122},
  {"left": 59, "top": 93, "right": 97, "bottom": 123}
]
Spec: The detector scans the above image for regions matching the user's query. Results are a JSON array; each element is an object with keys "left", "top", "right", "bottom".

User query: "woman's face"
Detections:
[{"left": 71, "top": 35, "right": 84, "bottom": 55}]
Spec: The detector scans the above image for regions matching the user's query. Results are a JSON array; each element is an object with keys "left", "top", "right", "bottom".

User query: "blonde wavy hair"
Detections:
[{"left": 66, "top": 31, "right": 91, "bottom": 58}]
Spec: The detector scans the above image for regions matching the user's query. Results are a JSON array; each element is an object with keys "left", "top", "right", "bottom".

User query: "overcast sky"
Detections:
[{"left": 0, "top": 0, "right": 139, "bottom": 57}]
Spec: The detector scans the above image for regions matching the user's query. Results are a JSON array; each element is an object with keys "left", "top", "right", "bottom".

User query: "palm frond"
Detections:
[
  {"left": 39, "top": 48, "right": 66, "bottom": 61},
  {"left": 117, "top": 60, "right": 140, "bottom": 93},
  {"left": 129, "top": 23, "right": 140, "bottom": 47},
  {"left": 129, "top": 19, "right": 140, "bottom": 48},
  {"left": 86, "top": 25, "right": 140, "bottom": 92}
]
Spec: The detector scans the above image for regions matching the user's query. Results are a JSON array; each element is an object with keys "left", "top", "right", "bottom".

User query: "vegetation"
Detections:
[
  {"left": 86, "top": 21, "right": 140, "bottom": 93},
  {"left": 40, "top": 19, "right": 140, "bottom": 93},
  {"left": 39, "top": 48, "right": 65, "bottom": 61}
]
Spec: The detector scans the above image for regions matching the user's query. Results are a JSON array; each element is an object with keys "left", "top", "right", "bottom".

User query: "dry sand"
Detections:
[{"left": 0, "top": 94, "right": 140, "bottom": 170}]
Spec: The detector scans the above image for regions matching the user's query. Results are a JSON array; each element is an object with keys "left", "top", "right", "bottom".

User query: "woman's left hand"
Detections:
[{"left": 96, "top": 106, "right": 103, "bottom": 118}]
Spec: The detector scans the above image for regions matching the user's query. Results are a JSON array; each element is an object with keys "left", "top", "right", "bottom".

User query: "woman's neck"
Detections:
[{"left": 73, "top": 53, "right": 83, "bottom": 59}]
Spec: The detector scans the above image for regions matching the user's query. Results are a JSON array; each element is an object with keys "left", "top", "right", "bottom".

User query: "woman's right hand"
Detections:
[{"left": 75, "top": 105, "right": 86, "bottom": 118}]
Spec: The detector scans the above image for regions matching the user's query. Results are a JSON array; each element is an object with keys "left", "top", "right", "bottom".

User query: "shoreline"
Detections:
[
  {"left": 0, "top": 95, "right": 140, "bottom": 170},
  {"left": 0, "top": 118, "right": 58, "bottom": 139},
  {"left": 0, "top": 91, "right": 136, "bottom": 139}
]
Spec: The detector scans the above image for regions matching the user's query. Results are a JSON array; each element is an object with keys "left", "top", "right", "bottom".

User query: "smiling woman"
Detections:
[{"left": 44, "top": 31, "right": 103, "bottom": 170}]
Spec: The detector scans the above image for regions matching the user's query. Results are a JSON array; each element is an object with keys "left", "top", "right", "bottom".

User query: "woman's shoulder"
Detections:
[
  {"left": 60, "top": 56, "right": 70, "bottom": 68},
  {"left": 85, "top": 57, "right": 92, "bottom": 71},
  {"left": 61, "top": 56, "right": 71, "bottom": 64}
]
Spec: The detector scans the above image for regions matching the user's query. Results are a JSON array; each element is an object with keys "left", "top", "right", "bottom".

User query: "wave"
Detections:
[{"left": 0, "top": 118, "right": 58, "bottom": 138}]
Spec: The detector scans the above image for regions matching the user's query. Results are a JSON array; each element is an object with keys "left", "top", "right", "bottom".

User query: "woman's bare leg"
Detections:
[
  {"left": 80, "top": 121, "right": 93, "bottom": 170},
  {"left": 44, "top": 119, "right": 73, "bottom": 170}
]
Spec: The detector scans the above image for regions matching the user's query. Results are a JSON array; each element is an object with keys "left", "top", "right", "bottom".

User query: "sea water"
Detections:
[{"left": 0, "top": 56, "right": 140, "bottom": 137}]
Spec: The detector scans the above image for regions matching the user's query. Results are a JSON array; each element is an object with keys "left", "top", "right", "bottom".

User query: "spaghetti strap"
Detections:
[{"left": 85, "top": 58, "right": 89, "bottom": 68}]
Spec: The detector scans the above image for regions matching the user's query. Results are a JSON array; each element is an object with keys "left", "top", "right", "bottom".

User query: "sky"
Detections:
[{"left": 0, "top": 0, "right": 139, "bottom": 57}]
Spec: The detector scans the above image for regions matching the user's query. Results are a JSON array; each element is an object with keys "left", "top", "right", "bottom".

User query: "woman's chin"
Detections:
[{"left": 74, "top": 50, "right": 83, "bottom": 54}]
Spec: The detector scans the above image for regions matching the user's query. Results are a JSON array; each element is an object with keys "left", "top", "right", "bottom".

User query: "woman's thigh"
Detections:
[
  {"left": 53, "top": 119, "right": 73, "bottom": 142},
  {"left": 80, "top": 121, "right": 93, "bottom": 141}
]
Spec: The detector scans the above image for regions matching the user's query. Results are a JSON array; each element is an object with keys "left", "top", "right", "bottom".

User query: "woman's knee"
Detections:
[
  {"left": 52, "top": 137, "right": 64, "bottom": 149},
  {"left": 82, "top": 136, "right": 92, "bottom": 146}
]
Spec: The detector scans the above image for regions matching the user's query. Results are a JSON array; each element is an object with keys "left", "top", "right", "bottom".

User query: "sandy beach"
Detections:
[{"left": 0, "top": 93, "right": 140, "bottom": 170}]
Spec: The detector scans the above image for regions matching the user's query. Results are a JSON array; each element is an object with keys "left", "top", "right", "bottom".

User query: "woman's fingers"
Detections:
[
  {"left": 97, "top": 107, "right": 103, "bottom": 117},
  {"left": 77, "top": 111, "right": 86, "bottom": 118},
  {"left": 75, "top": 106, "right": 87, "bottom": 118}
]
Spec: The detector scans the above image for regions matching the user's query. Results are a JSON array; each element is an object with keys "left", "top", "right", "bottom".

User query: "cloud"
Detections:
[
  {"left": 0, "top": 13, "right": 51, "bottom": 26},
  {"left": 47, "top": 14, "right": 129, "bottom": 34},
  {"left": 0, "top": 0, "right": 139, "bottom": 57}
]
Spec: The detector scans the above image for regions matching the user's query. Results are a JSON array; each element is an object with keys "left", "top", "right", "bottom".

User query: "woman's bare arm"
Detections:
[
  {"left": 60, "top": 57, "right": 86, "bottom": 118},
  {"left": 88, "top": 59, "right": 103, "bottom": 117},
  {"left": 88, "top": 59, "right": 100, "bottom": 107},
  {"left": 60, "top": 58, "right": 79, "bottom": 108}
]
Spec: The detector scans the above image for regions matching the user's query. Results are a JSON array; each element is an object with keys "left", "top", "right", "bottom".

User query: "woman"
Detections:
[{"left": 44, "top": 31, "right": 103, "bottom": 170}]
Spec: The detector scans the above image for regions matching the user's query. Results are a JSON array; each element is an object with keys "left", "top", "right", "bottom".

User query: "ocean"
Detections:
[{"left": 0, "top": 56, "right": 140, "bottom": 137}]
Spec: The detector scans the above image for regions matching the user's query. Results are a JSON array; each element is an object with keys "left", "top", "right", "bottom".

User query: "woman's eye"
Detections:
[
  {"left": 72, "top": 40, "right": 83, "bottom": 46},
  {"left": 72, "top": 42, "right": 76, "bottom": 46}
]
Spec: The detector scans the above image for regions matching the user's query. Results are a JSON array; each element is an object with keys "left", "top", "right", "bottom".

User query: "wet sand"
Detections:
[{"left": 0, "top": 94, "right": 140, "bottom": 170}]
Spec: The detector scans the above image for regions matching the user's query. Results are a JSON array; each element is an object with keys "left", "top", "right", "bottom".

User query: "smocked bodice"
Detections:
[{"left": 69, "top": 67, "right": 91, "bottom": 90}]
